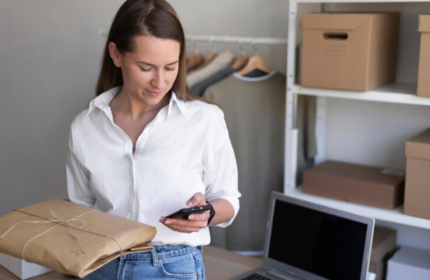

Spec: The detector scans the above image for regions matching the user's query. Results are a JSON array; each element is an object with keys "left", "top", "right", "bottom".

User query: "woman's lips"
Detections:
[{"left": 146, "top": 90, "right": 163, "bottom": 97}]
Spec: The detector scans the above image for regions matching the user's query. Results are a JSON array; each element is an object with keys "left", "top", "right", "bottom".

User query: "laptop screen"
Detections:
[{"left": 268, "top": 199, "right": 368, "bottom": 280}]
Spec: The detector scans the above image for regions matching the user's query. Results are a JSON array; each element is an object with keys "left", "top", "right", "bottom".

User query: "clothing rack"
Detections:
[{"left": 185, "top": 35, "right": 288, "bottom": 46}]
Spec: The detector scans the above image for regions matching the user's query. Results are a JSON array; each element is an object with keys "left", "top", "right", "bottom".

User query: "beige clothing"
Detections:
[{"left": 186, "top": 52, "right": 235, "bottom": 88}]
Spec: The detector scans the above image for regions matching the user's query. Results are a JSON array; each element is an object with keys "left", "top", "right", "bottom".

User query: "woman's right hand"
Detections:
[{"left": 159, "top": 192, "right": 210, "bottom": 233}]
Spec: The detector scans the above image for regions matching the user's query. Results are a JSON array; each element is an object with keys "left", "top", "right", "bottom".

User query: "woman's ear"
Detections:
[{"left": 108, "top": 42, "right": 122, "bottom": 68}]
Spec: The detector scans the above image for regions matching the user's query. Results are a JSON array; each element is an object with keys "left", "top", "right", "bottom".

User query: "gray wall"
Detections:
[
  {"left": 0, "top": 0, "right": 123, "bottom": 215},
  {"left": 0, "top": 0, "right": 295, "bottom": 216}
]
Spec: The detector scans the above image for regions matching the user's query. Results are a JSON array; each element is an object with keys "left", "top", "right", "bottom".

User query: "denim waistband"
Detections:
[{"left": 120, "top": 244, "right": 202, "bottom": 261}]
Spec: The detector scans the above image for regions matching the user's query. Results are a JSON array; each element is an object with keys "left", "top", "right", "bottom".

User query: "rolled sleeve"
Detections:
[{"left": 203, "top": 137, "right": 241, "bottom": 228}]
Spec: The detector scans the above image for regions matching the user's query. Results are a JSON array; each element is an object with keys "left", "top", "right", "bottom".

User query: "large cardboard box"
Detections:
[
  {"left": 386, "top": 247, "right": 430, "bottom": 280},
  {"left": 0, "top": 253, "right": 52, "bottom": 279},
  {"left": 404, "top": 129, "right": 430, "bottom": 219},
  {"left": 301, "top": 13, "right": 400, "bottom": 91},
  {"left": 369, "top": 226, "right": 397, "bottom": 280},
  {"left": 417, "top": 15, "right": 430, "bottom": 97},
  {"left": 303, "top": 161, "right": 405, "bottom": 209}
]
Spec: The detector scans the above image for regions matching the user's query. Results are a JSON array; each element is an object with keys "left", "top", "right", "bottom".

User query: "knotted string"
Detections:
[{"left": 0, "top": 209, "right": 124, "bottom": 261}]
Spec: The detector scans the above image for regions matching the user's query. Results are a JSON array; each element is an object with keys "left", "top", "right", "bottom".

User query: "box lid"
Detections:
[
  {"left": 301, "top": 14, "right": 371, "bottom": 31},
  {"left": 419, "top": 15, "right": 430, "bottom": 33},
  {"left": 405, "top": 129, "right": 430, "bottom": 160}
]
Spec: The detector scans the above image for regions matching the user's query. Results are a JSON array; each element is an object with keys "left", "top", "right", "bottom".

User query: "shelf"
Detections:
[
  {"left": 294, "top": 83, "right": 430, "bottom": 106},
  {"left": 285, "top": 186, "right": 430, "bottom": 230}
]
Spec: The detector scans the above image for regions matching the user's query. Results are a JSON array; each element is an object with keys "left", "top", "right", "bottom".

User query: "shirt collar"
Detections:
[
  {"left": 86, "top": 86, "right": 120, "bottom": 117},
  {"left": 168, "top": 91, "right": 187, "bottom": 118},
  {"left": 86, "top": 86, "right": 187, "bottom": 119}
]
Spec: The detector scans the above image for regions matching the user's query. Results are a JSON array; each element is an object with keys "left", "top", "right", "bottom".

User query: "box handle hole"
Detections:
[{"left": 323, "top": 33, "right": 348, "bottom": 40}]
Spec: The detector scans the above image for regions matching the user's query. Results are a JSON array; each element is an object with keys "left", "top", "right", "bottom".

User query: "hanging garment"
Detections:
[
  {"left": 203, "top": 72, "right": 316, "bottom": 252},
  {"left": 186, "top": 52, "right": 235, "bottom": 88},
  {"left": 190, "top": 66, "right": 235, "bottom": 97},
  {"left": 186, "top": 53, "right": 204, "bottom": 72},
  {"left": 193, "top": 53, "right": 218, "bottom": 72}
]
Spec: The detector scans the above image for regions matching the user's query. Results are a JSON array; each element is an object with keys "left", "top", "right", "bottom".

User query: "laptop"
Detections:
[{"left": 231, "top": 191, "right": 375, "bottom": 280}]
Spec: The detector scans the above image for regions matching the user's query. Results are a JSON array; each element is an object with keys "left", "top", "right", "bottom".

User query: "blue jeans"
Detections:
[{"left": 83, "top": 245, "right": 206, "bottom": 280}]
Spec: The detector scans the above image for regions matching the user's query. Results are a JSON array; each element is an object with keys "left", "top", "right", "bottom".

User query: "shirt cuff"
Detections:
[{"left": 210, "top": 196, "right": 240, "bottom": 228}]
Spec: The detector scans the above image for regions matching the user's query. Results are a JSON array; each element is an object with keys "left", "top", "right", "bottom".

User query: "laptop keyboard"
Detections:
[{"left": 238, "top": 273, "right": 273, "bottom": 280}]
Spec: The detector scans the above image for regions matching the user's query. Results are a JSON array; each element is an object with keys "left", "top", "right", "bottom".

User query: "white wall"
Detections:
[
  {"left": 170, "top": 0, "right": 289, "bottom": 73},
  {"left": 0, "top": 0, "right": 124, "bottom": 216},
  {"left": 169, "top": 0, "right": 320, "bottom": 74}
]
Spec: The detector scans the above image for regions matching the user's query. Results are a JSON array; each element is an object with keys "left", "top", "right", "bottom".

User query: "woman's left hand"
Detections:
[{"left": 159, "top": 192, "right": 210, "bottom": 233}]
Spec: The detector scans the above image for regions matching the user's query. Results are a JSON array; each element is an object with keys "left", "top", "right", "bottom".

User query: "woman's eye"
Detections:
[
  {"left": 165, "top": 68, "right": 176, "bottom": 71},
  {"left": 140, "top": 67, "right": 152, "bottom": 72}
]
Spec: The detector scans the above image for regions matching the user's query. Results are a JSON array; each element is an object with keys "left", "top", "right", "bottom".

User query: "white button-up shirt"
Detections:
[{"left": 66, "top": 86, "right": 240, "bottom": 246}]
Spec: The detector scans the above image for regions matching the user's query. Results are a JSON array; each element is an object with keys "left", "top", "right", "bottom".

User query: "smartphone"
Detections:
[{"left": 166, "top": 205, "right": 212, "bottom": 219}]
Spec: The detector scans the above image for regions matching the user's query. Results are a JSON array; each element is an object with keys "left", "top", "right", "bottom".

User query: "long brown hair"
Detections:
[{"left": 96, "top": 0, "right": 204, "bottom": 103}]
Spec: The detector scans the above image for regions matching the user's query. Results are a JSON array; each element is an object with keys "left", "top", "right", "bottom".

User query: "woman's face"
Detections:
[{"left": 112, "top": 35, "right": 180, "bottom": 107}]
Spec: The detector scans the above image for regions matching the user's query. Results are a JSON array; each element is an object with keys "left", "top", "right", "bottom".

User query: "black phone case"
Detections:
[{"left": 166, "top": 205, "right": 212, "bottom": 219}]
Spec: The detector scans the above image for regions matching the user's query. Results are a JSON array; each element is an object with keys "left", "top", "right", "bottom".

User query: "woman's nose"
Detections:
[{"left": 151, "top": 71, "right": 165, "bottom": 89}]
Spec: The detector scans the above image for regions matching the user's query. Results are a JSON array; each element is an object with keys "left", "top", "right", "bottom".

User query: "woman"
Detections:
[{"left": 66, "top": 0, "right": 240, "bottom": 279}]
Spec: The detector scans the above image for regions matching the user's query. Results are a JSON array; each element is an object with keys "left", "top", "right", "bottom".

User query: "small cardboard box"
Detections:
[
  {"left": 404, "top": 129, "right": 430, "bottom": 219},
  {"left": 0, "top": 253, "right": 52, "bottom": 279},
  {"left": 369, "top": 226, "right": 397, "bottom": 280},
  {"left": 417, "top": 15, "right": 430, "bottom": 97},
  {"left": 386, "top": 247, "right": 430, "bottom": 280},
  {"left": 303, "top": 161, "right": 405, "bottom": 209},
  {"left": 301, "top": 13, "right": 400, "bottom": 91}
]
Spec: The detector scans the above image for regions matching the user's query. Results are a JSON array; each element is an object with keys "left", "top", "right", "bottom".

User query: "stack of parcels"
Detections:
[{"left": 0, "top": 198, "right": 157, "bottom": 278}]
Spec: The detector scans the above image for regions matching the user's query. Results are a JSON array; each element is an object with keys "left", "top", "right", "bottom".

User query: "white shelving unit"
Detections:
[
  {"left": 285, "top": 0, "right": 430, "bottom": 234},
  {"left": 295, "top": 83, "right": 430, "bottom": 106},
  {"left": 287, "top": 187, "right": 430, "bottom": 230}
]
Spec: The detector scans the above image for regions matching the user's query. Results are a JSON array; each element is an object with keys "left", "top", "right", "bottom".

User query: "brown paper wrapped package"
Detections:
[{"left": 0, "top": 198, "right": 157, "bottom": 278}]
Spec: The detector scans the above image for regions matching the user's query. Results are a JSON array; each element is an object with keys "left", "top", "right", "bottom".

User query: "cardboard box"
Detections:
[
  {"left": 404, "top": 129, "right": 430, "bottom": 219},
  {"left": 417, "top": 15, "right": 430, "bottom": 97},
  {"left": 0, "top": 253, "right": 52, "bottom": 279},
  {"left": 386, "top": 247, "right": 430, "bottom": 280},
  {"left": 369, "top": 226, "right": 397, "bottom": 280},
  {"left": 303, "top": 161, "right": 405, "bottom": 209},
  {"left": 0, "top": 199, "right": 156, "bottom": 278},
  {"left": 301, "top": 13, "right": 400, "bottom": 91}
]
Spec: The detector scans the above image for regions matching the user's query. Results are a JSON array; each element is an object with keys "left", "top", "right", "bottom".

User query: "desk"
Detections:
[{"left": 0, "top": 246, "right": 261, "bottom": 280}]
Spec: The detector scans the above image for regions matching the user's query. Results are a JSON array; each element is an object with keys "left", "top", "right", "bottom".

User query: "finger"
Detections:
[
  {"left": 159, "top": 217, "right": 206, "bottom": 233},
  {"left": 186, "top": 192, "right": 206, "bottom": 207},
  {"left": 165, "top": 224, "right": 204, "bottom": 234},
  {"left": 188, "top": 211, "right": 210, "bottom": 221},
  {"left": 163, "top": 217, "right": 207, "bottom": 229}
]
